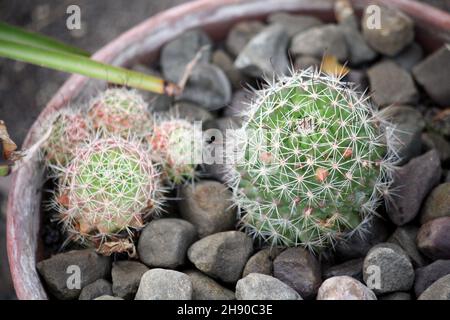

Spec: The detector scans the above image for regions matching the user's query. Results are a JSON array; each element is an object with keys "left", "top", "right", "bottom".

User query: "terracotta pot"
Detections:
[{"left": 7, "top": 0, "right": 450, "bottom": 300}]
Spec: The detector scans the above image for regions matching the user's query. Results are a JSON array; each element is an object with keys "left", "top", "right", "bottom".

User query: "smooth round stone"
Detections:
[
  {"left": 187, "top": 231, "right": 253, "bottom": 283},
  {"left": 179, "top": 181, "right": 236, "bottom": 238},
  {"left": 363, "top": 243, "right": 414, "bottom": 295},
  {"left": 236, "top": 273, "right": 302, "bottom": 300},
  {"left": 317, "top": 276, "right": 377, "bottom": 300},
  {"left": 362, "top": 6, "right": 414, "bottom": 56},
  {"left": 135, "top": 269, "right": 192, "bottom": 300},
  {"left": 417, "top": 217, "right": 450, "bottom": 260},
  {"left": 138, "top": 218, "right": 197, "bottom": 269},
  {"left": 273, "top": 247, "right": 322, "bottom": 300}
]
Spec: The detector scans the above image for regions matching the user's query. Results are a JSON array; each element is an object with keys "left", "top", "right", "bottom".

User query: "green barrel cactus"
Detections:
[
  {"left": 87, "top": 88, "right": 152, "bottom": 137},
  {"left": 53, "top": 136, "right": 164, "bottom": 255},
  {"left": 226, "top": 68, "right": 398, "bottom": 252}
]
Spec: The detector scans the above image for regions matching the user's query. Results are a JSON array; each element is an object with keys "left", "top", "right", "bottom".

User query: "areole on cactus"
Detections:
[
  {"left": 52, "top": 135, "right": 164, "bottom": 255},
  {"left": 226, "top": 68, "right": 399, "bottom": 252}
]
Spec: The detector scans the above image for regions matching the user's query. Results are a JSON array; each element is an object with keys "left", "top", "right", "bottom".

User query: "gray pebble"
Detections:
[
  {"left": 393, "top": 43, "right": 424, "bottom": 71},
  {"left": 242, "top": 248, "right": 280, "bottom": 278},
  {"left": 138, "top": 218, "right": 197, "bottom": 269},
  {"left": 294, "top": 56, "right": 320, "bottom": 71},
  {"left": 335, "top": 217, "right": 390, "bottom": 260},
  {"left": 387, "top": 150, "right": 442, "bottom": 226},
  {"left": 111, "top": 261, "right": 149, "bottom": 299},
  {"left": 368, "top": 60, "right": 418, "bottom": 107},
  {"left": 424, "top": 107, "right": 450, "bottom": 138},
  {"left": 323, "top": 258, "right": 364, "bottom": 282},
  {"left": 413, "top": 47, "right": 450, "bottom": 106},
  {"left": 169, "top": 102, "right": 214, "bottom": 122},
  {"left": 363, "top": 243, "right": 414, "bottom": 295},
  {"left": 212, "top": 50, "right": 245, "bottom": 89},
  {"left": 415, "top": 260, "right": 450, "bottom": 297},
  {"left": 36, "top": 249, "right": 110, "bottom": 300},
  {"left": 417, "top": 217, "right": 450, "bottom": 260},
  {"left": 362, "top": 6, "right": 414, "bottom": 56},
  {"left": 235, "top": 24, "right": 290, "bottom": 78},
  {"left": 388, "top": 226, "right": 427, "bottom": 268},
  {"left": 339, "top": 18, "right": 377, "bottom": 65},
  {"left": 382, "top": 105, "right": 425, "bottom": 164},
  {"left": 267, "top": 13, "right": 323, "bottom": 37},
  {"left": 179, "top": 63, "right": 232, "bottom": 111},
  {"left": 185, "top": 270, "right": 235, "bottom": 300},
  {"left": 226, "top": 21, "right": 265, "bottom": 57},
  {"left": 79, "top": 279, "right": 112, "bottom": 300},
  {"left": 420, "top": 183, "right": 450, "bottom": 224},
  {"left": 317, "top": 276, "right": 377, "bottom": 300},
  {"left": 418, "top": 274, "right": 450, "bottom": 300},
  {"left": 422, "top": 132, "right": 450, "bottom": 163},
  {"left": 161, "top": 29, "right": 212, "bottom": 83},
  {"left": 236, "top": 273, "right": 301, "bottom": 300},
  {"left": 291, "top": 24, "right": 348, "bottom": 62},
  {"left": 187, "top": 231, "right": 253, "bottom": 283},
  {"left": 273, "top": 247, "right": 322, "bottom": 300},
  {"left": 179, "top": 180, "right": 236, "bottom": 238},
  {"left": 135, "top": 269, "right": 192, "bottom": 300}
]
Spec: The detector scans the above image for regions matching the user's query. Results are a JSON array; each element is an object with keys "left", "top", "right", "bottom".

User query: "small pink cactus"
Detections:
[
  {"left": 87, "top": 88, "right": 152, "bottom": 137},
  {"left": 53, "top": 135, "right": 165, "bottom": 255},
  {"left": 43, "top": 110, "right": 90, "bottom": 166},
  {"left": 148, "top": 118, "right": 197, "bottom": 185}
]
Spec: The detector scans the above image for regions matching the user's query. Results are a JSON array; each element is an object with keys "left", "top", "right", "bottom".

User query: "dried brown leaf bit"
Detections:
[{"left": 0, "top": 120, "right": 19, "bottom": 176}]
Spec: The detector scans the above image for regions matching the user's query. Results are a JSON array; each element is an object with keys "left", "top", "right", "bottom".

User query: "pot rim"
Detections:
[{"left": 6, "top": 0, "right": 450, "bottom": 300}]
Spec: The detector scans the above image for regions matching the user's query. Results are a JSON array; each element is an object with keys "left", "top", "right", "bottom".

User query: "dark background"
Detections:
[{"left": 0, "top": 0, "right": 448, "bottom": 300}]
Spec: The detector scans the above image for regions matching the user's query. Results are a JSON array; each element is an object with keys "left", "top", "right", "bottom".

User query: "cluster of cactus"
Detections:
[
  {"left": 43, "top": 88, "right": 199, "bottom": 254},
  {"left": 43, "top": 69, "right": 398, "bottom": 255},
  {"left": 226, "top": 68, "right": 398, "bottom": 252}
]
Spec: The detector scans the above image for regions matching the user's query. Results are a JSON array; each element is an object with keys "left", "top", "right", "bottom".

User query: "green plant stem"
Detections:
[
  {"left": 0, "top": 21, "right": 90, "bottom": 56},
  {"left": 0, "top": 39, "right": 167, "bottom": 95}
]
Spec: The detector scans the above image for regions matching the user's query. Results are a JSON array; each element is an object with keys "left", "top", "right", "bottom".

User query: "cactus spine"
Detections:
[{"left": 226, "top": 68, "right": 398, "bottom": 252}]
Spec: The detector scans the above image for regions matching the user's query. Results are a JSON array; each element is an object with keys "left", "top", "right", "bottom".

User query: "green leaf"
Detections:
[
  {"left": 0, "top": 21, "right": 90, "bottom": 57},
  {"left": 0, "top": 39, "right": 167, "bottom": 95}
]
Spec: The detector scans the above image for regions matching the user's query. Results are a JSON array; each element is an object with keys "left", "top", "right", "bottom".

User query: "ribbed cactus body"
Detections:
[
  {"left": 88, "top": 88, "right": 152, "bottom": 137},
  {"left": 148, "top": 118, "right": 197, "bottom": 185},
  {"left": 228, "top": 69, "right": 397, "bottom": 251},
  {"left": 54, "top": 136, "right": 163, "bottom": 251},
  {"left": 43, "top": 110, "right": 90, "bottom": 166}
]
